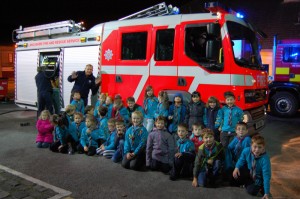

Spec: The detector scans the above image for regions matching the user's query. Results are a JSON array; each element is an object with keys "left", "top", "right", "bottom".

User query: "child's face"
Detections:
[
  {"left": 174, "top": 96, "right": 182, "bottom": 104},
  {"left": 127, "top": 101, "right": 135, "bottom": 109},
  {"left": 225, "top": 96, "right": 235, "bottom": 107},
  {"left": 236, "top": 125, "right": 248, "bottom": 138},
  {"left": 177, "top": 127, "right": 188, "bottom": 139},
  {"left": 108, "top": 123, "right": 116, "bottom": 132},
  {"left": 73, "top": 93, "right": 81, "bottom": 100},
  {"left": 88, "top": 108, "right": 94, "bottom": 115},
  {"left": 116, "top": 124, "right": 125, "bottom": 135},
  {"left": 203, "top": 134, "right": 215, "bottom": 146},
  {"left": 85, "top": 118, "right": 92, "bottom": 128},
  {"left": 192, "top": 126, "right": 202, "bottom": 136},
  {"left": 155, "top": 120, "right": 165, "bottom": 130},
  {"left": 74, "top": 115, "right": 82, "bottom": 124},
  {"left": 100, "top": 96, "right": 106, "bottom": 103},
  {"left": 132, "top": 114, "right": 142, "bottom": 126},
  {"left": 192, "top": 95, "right": 200, "bottom": 103},
  {"left": 251, "top": 143, "right": 265, "bottom": 157},
  {"left": 147, "top": 89, "right": 153, "bottom": 97},
  {"left": 209, "top": 101, "right": 216, "bottom": 108},
  {"left": 41, "top": 112, "right": 48, "bottom": 120},
  {"left": 106, "top": 97, "right": 112, "bottom": 105}
]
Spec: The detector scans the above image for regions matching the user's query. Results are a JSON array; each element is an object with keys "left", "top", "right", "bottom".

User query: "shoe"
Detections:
[
  {"left": 169, "top": 175, "right": 177, "bottom": 181},
  {"left": 68, "top": 146, "right": 74, "bottom": 155}
]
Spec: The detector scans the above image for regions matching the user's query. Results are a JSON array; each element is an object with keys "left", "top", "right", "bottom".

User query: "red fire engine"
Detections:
[
  {"left": 13, "top": 2, "right": 268, "bottom": 134},
  {"left": 269, "top": 36, "right": 300, "bottom": 117}
]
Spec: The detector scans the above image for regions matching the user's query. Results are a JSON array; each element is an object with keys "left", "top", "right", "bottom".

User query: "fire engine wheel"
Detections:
[{"left": 269, "top": 92, "right": 298, "bottom": 117}]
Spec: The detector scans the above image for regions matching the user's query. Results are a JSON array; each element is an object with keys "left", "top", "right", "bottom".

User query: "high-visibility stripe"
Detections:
[
  {"left": 276, "top": 67, "right": 289, "bottom": 75},
  {"left": 290, "top": 74, "right": 300, "bottom": 82}
]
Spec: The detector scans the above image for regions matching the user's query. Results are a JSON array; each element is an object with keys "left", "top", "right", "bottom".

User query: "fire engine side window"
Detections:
[
  {"left": 283, "top": 47, "right": 300, "bottom": 63},
  {"left": 155, "top": 29, "right": 175, "bottom": 61},
  {"left": 185, "top": 26, "right": 208, "bottom": 61},
  {"left": 121, "top": 32, "right": 147, "bottom": 60}
]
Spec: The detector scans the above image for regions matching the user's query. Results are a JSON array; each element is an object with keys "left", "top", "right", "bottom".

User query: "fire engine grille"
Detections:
[
  {"left": 250, "top": 107, "right": 266, "bottom": 121},
  {"left": 244, "top": 89, "right": 267, "bottom": 103}
]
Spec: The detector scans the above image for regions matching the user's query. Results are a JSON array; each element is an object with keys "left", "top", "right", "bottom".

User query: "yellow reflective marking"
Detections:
[
  {"left": 290, "top": 75, "right": 300, "bottom": 82},
  {"left": 276, "top": 67, "right": 289, "bottom": 75}
]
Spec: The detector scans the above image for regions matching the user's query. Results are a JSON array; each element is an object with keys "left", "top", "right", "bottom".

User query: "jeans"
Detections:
[{"left": 112, "top": 140, "right": 124, "bottom": 163}]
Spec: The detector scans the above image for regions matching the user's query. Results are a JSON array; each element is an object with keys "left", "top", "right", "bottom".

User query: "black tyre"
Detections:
[{"left": 269, "top": 91, "right": 298, "bottom": 117}]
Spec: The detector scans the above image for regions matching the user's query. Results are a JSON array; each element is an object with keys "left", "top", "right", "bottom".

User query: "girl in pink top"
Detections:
[{"left": 36, "top": 110, "right": 54, "bottom": 148}]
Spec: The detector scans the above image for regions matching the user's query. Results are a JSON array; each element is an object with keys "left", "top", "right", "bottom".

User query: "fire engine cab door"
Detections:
[{"left": 115, "top": 25, "right": 152, "bottom": 103}]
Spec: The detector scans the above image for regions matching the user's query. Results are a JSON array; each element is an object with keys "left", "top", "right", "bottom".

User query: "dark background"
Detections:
[{"left": 1, "top": 0, "right": 299, "bottom": 48}]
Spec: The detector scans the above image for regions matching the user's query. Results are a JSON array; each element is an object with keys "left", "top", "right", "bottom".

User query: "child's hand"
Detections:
[
  {"left": 126, "top": 153, "right": 134, "bottom": 160},
  {"left": 192, "top": 177, "right": 198, "bottom": 187},
  {"left": 100, "top": 145, "right": 105, "bottom": 150},
  {"left": 86, "top": 128, "right": 91, "bottom": 133},
  {"left": 233, "top": 168, "right": 240, "bottom": 179},
  {"left": 175, "top": 153, "right": 182, "bottom": 158},
  {"left": 168, "top": 115, "right": 173, "bottom": 120},
  {"left": 84, "top": 146, "right": 88, "bottom": 152},
  {"left": 58, "top": 145, "right": 63, "bottom": 150},
  {"left": 207, "top": 158, "right": 213, "bottom": 165}
]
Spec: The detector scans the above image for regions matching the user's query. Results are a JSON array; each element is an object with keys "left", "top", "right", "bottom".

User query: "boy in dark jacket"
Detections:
[{"left": 192, "top": 128, "right": 224, "bottom": 188}]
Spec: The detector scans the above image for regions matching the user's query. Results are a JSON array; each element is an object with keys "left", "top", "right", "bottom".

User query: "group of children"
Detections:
[{"left": 35, "top": 86, "right": 271, "bottom": 199}]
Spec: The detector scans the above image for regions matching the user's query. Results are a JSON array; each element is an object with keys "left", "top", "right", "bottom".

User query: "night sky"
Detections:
[{"left": 1, "top": 0, "right": 295, "bottom": 47}]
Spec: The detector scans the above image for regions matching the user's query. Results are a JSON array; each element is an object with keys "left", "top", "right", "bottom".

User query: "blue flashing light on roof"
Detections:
[
  {"left": 236, "top": 12, "right": 244, "bottom": 18},
  {"left": 168, "top": 5, "right": 180, "bottom": 15}
]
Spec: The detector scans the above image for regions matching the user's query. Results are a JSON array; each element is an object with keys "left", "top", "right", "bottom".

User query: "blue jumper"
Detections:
[
  {"left": 124, "top": 125, "right": 148, "bottom": 155},
  {"left": 143, "top": 97, "right": 158, "bottom": 119},
  {"left": 80, "top": 127, "right": 100, "bottom": 148},
  {"left": 236, "top": 147, "right": 271, "bottom": 195},
  {"left": 154, "top": 102, "right": 169, "bottom": 119},
  {"left": 215, "top": 105, "right": 244, "bottom": 132},
  {"left": 71, "top": 99, "right": 85, "bottom": 114},
  {"left": 176, "top": 138, "right": 195, "bottom": 154},
  {"left": 53, "top": 126, "right": 67, "bottom": 145},
  {"left": 104, "top": 131, "right": 117, "bottom": 150},
  {"left": 97, "top": 117, "right": 109, "bottom": 139}
]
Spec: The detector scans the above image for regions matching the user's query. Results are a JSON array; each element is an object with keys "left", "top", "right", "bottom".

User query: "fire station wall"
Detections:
[
  {"left": 15, "top": 50, "right": 38, "bottom": 106},
  {"left": 62, "top": 45, "right": 100, "bottom": 107}
]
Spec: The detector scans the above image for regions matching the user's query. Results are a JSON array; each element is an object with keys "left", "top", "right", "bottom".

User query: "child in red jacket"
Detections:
[{"left": 36, "top": 110, "right": 54, "bottom": 148}]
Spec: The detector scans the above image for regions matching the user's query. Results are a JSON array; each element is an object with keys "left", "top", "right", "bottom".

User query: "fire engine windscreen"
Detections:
[
  {"left": 227, "top": 21, "right": 262, "bottom": 69},
  {"left": 184, "top": 23, "right": 223, "bottom": 72}
]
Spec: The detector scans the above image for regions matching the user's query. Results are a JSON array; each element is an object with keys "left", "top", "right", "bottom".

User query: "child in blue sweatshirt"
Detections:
[
  {"left": 143, "top": 85, "right": 158, "bottom": 133},
  {"left": 112, "top": 119, "right": 126, "bottom": 163},
  {"left": 70, "top": 91, "right": 85, "bottom": 114},
  {"left": 168, "top": 93, "right": 187, "bottom": 136},
  {"left": 77, "top": 114, "right": 101, "bottom": 156},
  {"left": 233, "top": 135, "right": 271, "bottom": 199},
  {"left": 215, "top": 91, "right": 244, "bottom": 148},
  {"left": 50, "top": 114, "right": 68, "bottom": 153},
  {"left": 225, "top": 122, "right": 251, "bottom": 175},
  {"left": 169, "top": 123, "right": 195, "bottom": 181},
  {"left": 97, "top": 118, "right": 117, "bottom": 158},
  {"left": 94, "top": 93, "right": 106, "bottom": 118},
  {"left": 122, "top": 111, "right": 148, "bottom": 170}
]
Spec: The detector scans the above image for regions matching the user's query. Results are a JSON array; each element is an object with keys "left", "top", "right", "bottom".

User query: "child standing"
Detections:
[
  {"left": 112, "top": 119, "right": 126, "bottom": 163},
  {"left": 189, "top": 123, "right": 204, "bottom": 154},
  {"left": 169, "top": 123, "right": 195, "bottom": 181},
  {"left": 71, "top": 91, "right": 85, "bottom": 114},
  {"left": 185, "top": 91, "right": 205, "bottom": 133},
  {"left": 232, "top": 135, "right": 271, "bottom": 199},
  {"left": 50, "top": 114, "right": 68, "bottom": 153},
  {"left": 192, "top": 128, "right": 224, "bottom": 188},
  {"left": 122, "top": 111, "right": 148, "bottom": 170},
  {"left": 225, "top": 122, "right": 251, "bottom": 174},
  {"left": 215, "top": 91, "right": 244, "bottom": 148},
  {"left": 204, "top": 96, "right": 221, "bottom": 141},
  {"left": 77, "top": 114, "right": 101, "bottom": 156},
  {"left": 168, "top": 93, "right": 187, "bottom": 135},
  {"left": 105, "top": 95, "right": 114, "bottom": 119},
  {"left": 36, "top": 110, "right": 54, "bottom": 148},
  {"left": 146, "top": 116, "right": 175, "bottom": 173},
  {"left": 97, "top": 118, "right": 117, "bottom": 158},
  {"left": 154, "top": 90, "right": 169, "bottom": 120},
  {"left": 97, "top": 106, "right": 109, "bottom": 138},
  {"left": 94, "top": 93, "right": 107, "bottom": 118},
  {"left": 127, "top": 96, "right": 144, "bottom": 126},
  {"left": 143, "top": 85, "right": 158, "bottom": 132}
]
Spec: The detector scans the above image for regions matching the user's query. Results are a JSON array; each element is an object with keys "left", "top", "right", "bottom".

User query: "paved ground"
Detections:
[{"left": 0, "top": 101, "right": 299, "bottom": 199}]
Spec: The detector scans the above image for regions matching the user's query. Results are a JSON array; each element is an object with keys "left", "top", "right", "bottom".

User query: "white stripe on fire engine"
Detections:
[{"left": 102, "top": 63, "right": 254, "bottom": 96}]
